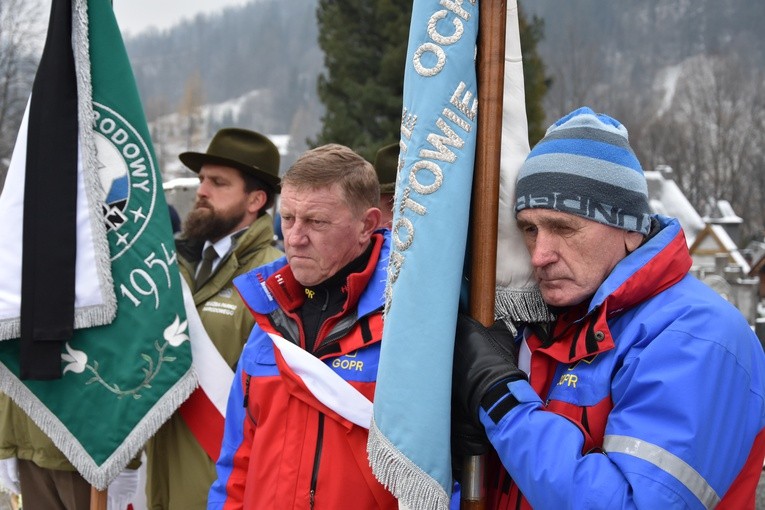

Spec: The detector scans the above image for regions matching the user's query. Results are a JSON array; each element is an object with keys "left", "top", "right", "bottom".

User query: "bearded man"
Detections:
[{"left": 145, "top": 128, "right": 283, "bottom": 510}]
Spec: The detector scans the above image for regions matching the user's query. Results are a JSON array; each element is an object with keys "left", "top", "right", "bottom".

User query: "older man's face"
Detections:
[
  {"left": 516, "top": 208, "right": 643, "bottom": 307},
  {"left": 280, "top": 183, "right": 377, "bottom": 286}
]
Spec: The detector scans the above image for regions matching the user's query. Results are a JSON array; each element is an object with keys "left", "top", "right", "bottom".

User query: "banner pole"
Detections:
[
  {"left": 90, "top": 486, "right": 107, "bottom": 510},
  {"left": 462, "top": 0, "right": 508, "bottom": 508}
]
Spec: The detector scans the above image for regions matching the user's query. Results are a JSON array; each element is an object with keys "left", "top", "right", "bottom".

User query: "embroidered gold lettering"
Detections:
[{"left": 557, "top": 374, "right": 578, "bottom": 388}]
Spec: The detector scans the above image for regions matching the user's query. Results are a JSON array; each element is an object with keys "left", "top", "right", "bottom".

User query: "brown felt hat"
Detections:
[
  {"left": 179, "top": 128, "right": 280, "bottom": 189},
  {"left": 373, "top": 143, "right": 399, "bottom": 194}
]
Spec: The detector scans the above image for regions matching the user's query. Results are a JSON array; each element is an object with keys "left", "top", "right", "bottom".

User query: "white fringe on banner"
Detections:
[{"left": 494, "top": 0, "right": 554, "bottom": 331}]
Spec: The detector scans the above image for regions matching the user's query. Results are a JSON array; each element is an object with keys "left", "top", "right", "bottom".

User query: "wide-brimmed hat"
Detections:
[
  {"left": 373, "top": 143, "right": 399, "bottom": 194},
  {"left": 179, "top": 128, "right": 280, "bottom": 189}
]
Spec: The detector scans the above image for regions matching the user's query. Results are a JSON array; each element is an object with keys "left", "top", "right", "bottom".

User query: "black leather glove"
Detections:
[{"left": 451, "top": 314, "right": 526, "bottom": 462}]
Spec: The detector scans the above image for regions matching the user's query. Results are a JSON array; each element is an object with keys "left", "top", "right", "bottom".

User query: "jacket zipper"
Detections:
[
  {"left": 581, "top": 406, "right": 591, "bottom": 435},
  {"left": 310, "top": 414, "right": 325, "bottom": 509},
  {"left": 243, "top": 374, "right": 251, "bottom": 408},
  {"left": 309, "top": 288, "right": 331, "bottom": 352},
  {"left": 243, "top": 374, "right": 258, "bottom": 424}
]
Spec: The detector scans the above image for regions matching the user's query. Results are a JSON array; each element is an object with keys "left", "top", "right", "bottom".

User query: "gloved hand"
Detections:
[
  {"left": 451, "top": 314, "right": 526, "bottom": 459},
  {"left": 107, "top": 468, "right": 140, "bottom": 510},
  {"left": 0, "top": 457, "right": 19, "bottom": 495}
]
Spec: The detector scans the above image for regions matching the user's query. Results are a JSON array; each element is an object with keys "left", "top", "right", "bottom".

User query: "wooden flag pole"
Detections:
[
  {"left": 90, "top": 486, "right": 107, "bottom": 510},
  {"left": 91, "top": 3, "right": 114, "bottom": 509},
  {"left": 462, "top": 0, "right": 508, "bottom": 508},
  {"left": 92, "top": 6, "right": 114, "bottom": 510},
  {"left": 471, "top": 0, "right": 507, "bottom": 319}
]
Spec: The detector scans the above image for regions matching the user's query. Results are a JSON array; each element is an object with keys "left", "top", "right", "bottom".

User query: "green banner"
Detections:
[{"left": 0, "top": 0, "right": 195, "bottom": 488}]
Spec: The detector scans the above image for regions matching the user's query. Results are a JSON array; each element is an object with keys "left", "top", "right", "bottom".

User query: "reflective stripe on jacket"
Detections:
[{"left": 484, "top": 216, "right": 765, "bottom": 509}]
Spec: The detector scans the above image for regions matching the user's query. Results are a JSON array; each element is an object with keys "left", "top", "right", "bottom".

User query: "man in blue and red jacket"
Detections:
[
  {"left": 208, "top": 144, "right": 398, "bottom": 509},
  {"left": 452, "top": 107, "right": 765, "bottom": 509}
]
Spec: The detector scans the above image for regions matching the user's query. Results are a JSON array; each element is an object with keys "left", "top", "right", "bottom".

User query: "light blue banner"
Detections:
[{"left": 368, "top": 1, "right": 479, "bottom": 509}]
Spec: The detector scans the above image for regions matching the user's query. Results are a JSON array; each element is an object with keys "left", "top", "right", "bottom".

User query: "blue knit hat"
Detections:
[{"left": 515, "top": 107, "right": 651, "bottom": 235}]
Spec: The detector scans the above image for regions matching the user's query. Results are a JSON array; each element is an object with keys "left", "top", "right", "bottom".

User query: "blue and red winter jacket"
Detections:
[
  {"left": 208, "top": 232, "right": 397, "bottom": 510},
  {"left": 483, "top": 216, "right": 765, "bottom": 509}
]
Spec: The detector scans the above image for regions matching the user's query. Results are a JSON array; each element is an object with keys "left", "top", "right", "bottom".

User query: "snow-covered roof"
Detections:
[
  {"left": 689, "top": 224, "right": 751, "bottom": 274},
  {"left": 703, "top": 199, "right": 743, "bottom": 224},
  {"left": 709, "top": 224, "right": 750, "bottom": 272},
  {"left": 744, "top": 241, "right": 765, "bottom": 277},
  {"left": 645, "top": 170, "right": 705, "bottom": 246}
]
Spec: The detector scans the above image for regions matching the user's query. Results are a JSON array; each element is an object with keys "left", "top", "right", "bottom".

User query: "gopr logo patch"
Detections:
[{"left": 93, "top": 102, "right": 158, "bottom": 261}]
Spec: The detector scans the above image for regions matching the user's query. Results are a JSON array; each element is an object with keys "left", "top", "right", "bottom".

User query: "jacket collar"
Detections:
[
  {"left": 187, "top": 214, "right": 277, "bottom": 303},
  {"left": 236, "top": 230, "right": 390, "bottom": 321},
  {"left": 532, "top": 216, "right": 692, "bottom": 363},
  {"left": 590, "top": 215, "right": 691, "bottom": 317},
  {"left": 266, "top": 232, "right": 386, "bottom": 317}
]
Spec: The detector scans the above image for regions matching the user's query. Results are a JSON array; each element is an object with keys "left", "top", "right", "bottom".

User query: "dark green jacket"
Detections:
[{"left": 175, "top": 213, "right": 282, "bottom": 368}]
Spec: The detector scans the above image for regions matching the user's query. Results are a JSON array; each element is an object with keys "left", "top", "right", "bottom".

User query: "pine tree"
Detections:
[
  {"left": 313, "top": 0, "right": 411, "bottom": 161},
  {"left": 519, "top": 5, "right": 549, "bottom": 146},
  {"left": 313, "top": 1, "right": 548, "bottom": 158}
]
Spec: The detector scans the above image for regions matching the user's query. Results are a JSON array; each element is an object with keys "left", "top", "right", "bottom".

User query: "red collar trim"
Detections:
[
  {"left": 264, "top": 233, "right": 384, "bottom": 320},
  {"left": 605, "top": 227, "right": 692, "bottom": 315}
]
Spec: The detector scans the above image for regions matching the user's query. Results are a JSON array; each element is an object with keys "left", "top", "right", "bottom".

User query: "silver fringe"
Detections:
[
  {"left": 0, "top": 0, "right": 191, "bottom": 489},
  {"left": 72, "top": 0, "right": 117, "bottom": 328},
  {"left": 0, "top": 0, "right": 117, "bottom": 341},
  {"left": 494, "top": 285, "right": 553, "bottom": 333},
  {"left": 0, "top": 362, "right": 197, "bottom": 489},
  {"left": 367, "top": 418, "right": 451, "bottom": 510}
]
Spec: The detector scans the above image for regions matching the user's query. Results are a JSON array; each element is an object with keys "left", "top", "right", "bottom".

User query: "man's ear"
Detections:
[
  {"left": 625, "top": 231, "right": 645, "bottom": 253},
  {"left": 246, "top": 189, "right": 267, "bottom": 215},
  {"left": 360, "top": 207, "right": 382, "bottom": 241}
]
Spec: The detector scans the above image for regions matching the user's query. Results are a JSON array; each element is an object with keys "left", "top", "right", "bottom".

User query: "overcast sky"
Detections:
[
  {"left": 112, "top": 0, "right": 251, "bottom": 35},
  {"left": 37, "top": 0, "right": 252, "bottom": 37}
]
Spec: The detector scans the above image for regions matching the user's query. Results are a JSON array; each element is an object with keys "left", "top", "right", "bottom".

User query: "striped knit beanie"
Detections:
[{"left": 515, "top": 107, "right": 651, "bottom": 235}]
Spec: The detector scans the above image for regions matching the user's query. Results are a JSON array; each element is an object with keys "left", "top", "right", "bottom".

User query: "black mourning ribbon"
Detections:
[{"left": 20, "top": 0, "right": 79, "bottom": 379}]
